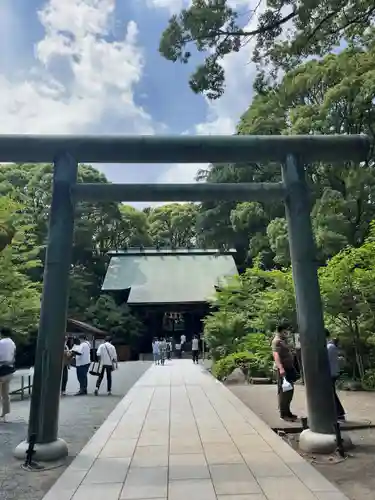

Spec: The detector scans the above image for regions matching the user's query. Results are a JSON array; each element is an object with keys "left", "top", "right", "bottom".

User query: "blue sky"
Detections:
[{"left": 0, "top": 0, "right": 257, "bottom": 187}]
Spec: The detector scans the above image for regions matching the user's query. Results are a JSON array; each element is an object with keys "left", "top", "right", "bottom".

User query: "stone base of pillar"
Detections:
[
  {"left": 299, "top": 428, "right": 353, "bottom": 454},
  {"left": 14, "top": 438, "right": 68, "bottom": 462}
]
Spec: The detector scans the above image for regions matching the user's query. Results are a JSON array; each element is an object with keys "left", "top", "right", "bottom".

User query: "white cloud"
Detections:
[
  {"left": 146, "top": 0, "right": 251, "bottom": 15},
  {"left": 0, "top": 0, "right": 155, "bottom": 135},
  {"left": 146, "top": 0, "right": 187, "bottom": 14}
]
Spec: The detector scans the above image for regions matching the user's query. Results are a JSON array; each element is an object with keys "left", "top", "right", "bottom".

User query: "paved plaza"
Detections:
[
  {"left": 0, "top": 362, "right": 151, "bottom": 500},
  {"left": 42, "top": 360, "right": 349, "bottom": 500}
]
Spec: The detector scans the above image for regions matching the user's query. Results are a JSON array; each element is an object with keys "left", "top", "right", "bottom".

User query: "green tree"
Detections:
[
  {"left": 230, "top": 201, "right": 279, "bottom": 269},
  {"left": 159, "top": 0, "right": 375, "bottom": 98},
  {"left": 83, "top": 295, "right": 143, "bottom": 347},
  {"left": 197, "top": 162, "right": 283, "bottom": 268},
  {"left": 319, "top": 232, "right": 375, "bottom": 380},
  {"left": 266, "top": 218, "right": 290, "bottom": 267},
  {"left": 0, "top": 195, "right": 41, "bottom": 339},
  {"left": 204, "top": 266, "right": 296, "bottom": 360},
  {"left": 148, "top": 203, "right": 198, "bottom": 247},
  {"left": 0, "top": 163, "right": 153, "bottom": 336},
  {"left": 198, "top": 45, "right": 375, "bottom": 267}
]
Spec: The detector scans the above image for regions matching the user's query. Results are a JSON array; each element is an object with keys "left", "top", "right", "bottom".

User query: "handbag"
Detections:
[
  {"left": 282, "top": 377, "right": 293, "bottom": 392},
  {"left": 89, "top": 361, "right": 101, "bottom": 376},
  {"left": 0, "top": 364, "right": 15, "bottom": 377},
  {"left": 105, "top": 344, "right": 116, "bottom": 371}
]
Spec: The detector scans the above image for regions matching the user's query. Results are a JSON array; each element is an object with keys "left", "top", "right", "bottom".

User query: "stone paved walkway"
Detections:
[{"left": 42, "top": 360, "right": 349, "bottom": 500}]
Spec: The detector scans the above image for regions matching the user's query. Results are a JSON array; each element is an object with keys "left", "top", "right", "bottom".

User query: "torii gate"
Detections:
[{"left": 1, "top": 134, "right": 368, "bottom": 459}]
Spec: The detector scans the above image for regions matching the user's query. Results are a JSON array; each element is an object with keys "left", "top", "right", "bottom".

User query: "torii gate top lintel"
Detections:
[{"left": 0, "top": 133, "right": 370, "bottom": 164}]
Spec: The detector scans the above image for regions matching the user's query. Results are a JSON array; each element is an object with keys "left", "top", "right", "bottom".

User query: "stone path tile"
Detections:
[
  {"left": 217, "top": 496, "right": 267, "bottom": 500},
  {"left": 242, "top": 451, "right": 294, "bottom": 477},
  {"left": 209, "top": 464, "right": 261, "bottom": 495},
  {"left": 99, "top": 438, "right": 137, "bottom": 458},
  {"left": 120, "top": 466, "right": 168, "bottom": 499},
  {"left": 168, "top": 479, "right": 217, "bottom": 500},
  {"left": 131, "top": 445, "right": 169, "bottom": 467},
  {"left": 82, "top": 457, "right": 130, "bottom": 484},
  {"left": 169, "top": 453, "right": 210, "bottom": 480},
  {"left": 72, "top": 483, "right": 123, "bottom": 500},
  {"left": 42, "top": 360, "right": 350, "bottom": 500}
]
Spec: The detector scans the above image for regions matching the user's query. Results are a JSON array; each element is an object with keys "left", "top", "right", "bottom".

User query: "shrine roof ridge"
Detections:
[{"left": 107, "top": 247, "right": 237, "bottom": 256}]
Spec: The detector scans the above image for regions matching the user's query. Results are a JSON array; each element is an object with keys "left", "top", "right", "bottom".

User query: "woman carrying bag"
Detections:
[{"left": 94, "top": 337, "right": 118, "bottom": 396}]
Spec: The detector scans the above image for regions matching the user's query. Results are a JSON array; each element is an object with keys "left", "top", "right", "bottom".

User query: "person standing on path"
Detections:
[
  {"left": 159, "top": 338, "right": 167, "bottom": 365},
  {"left": 180, "top": 333, "right": 186, "bottom": 354},
  {"left": 272, "top": 323, "right": 298, "bottom": 422},
  {"left": 71, "top": 335, "right": 91, "bottom": 395},
  {"left": 192, "top": 335, "right": 199, "bottom": 364},
  {"left": 175, "top": 341, "right": 182, "bottom": 359},
  {"left": 326, "top": 329, "right": 346, "bottom": 421},
  {"left": 0, "top": 327, "right": 16, "bottom": 421},
  {"left": 61, "top": 336, "right": 71, "bottom": 396},
  {"left": 94, "top": 336, "right": 118, "bottom": 396},
  {"left": 166, "top": 338, "right": 172, "bottom": 360},
  {"left": 152, "top": 338, "right": 160, "bottom": 365}
]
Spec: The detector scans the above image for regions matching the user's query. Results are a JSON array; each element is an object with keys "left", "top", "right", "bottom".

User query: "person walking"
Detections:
[
  {"left": 61, "top": 336, "right": 71, "bottom": 396},
  {"left": 166, "top": 338, "right": 172, "bottom": 360},
  {"left": 326, "top": 329, "right": 346, "bottom": 421},
  {"left": 180, "top": 333, "right": 186, "bottom": 354},
  {"left": 0, "top": 327, "right": 16, "bottom": 421},
  {"left": 152, "top": 338, "right": 160, "bottom": 365},
  {"left": 192, "top": 335, "right": 199, "bottom": 364},
  {"left": 159, "top": 338, "right": 167, "bottom": 365},
  {"left": 94, "top": 337, "right": 118, "bottom": 396},
  {"left": 272, "top": 323, "right": 298, "bottom": 422},
  {"left": 71, "top": 335, "right": 91, "bottom": 395},
  {"left": 175, "top": 341, "right": 182, "bottom": 359}
]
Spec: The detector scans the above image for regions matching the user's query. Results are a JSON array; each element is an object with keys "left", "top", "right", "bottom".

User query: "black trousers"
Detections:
[
  {"left": 96, "top": 366, "right": 113, "bottom": 392},
  {"left": 192, "top": 350, "right": 199, "bottom": 363},
  {"left": 61, "top": 365, "right": 68, "bottom": 392},
  {"left": 332, "top": 376, "right": 345, "bottom": 417},
  {"left": 277, "top": 368, "right": 296, "bottom": 418}
]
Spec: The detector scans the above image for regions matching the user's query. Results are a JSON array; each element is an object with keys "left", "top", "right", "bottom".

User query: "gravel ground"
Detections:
[
  {"left": 0, "top": 361, "right": 151, "bottom": 500},
  {"left": 285, "top": 428, "right": 375, "bottom": 500},
  {"left": 230, "top": 383, "right": 375, "bottom": 500}
]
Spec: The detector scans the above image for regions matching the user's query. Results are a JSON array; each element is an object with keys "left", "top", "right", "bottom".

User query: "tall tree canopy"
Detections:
[
  {"left": 159, "top": 0, "right": 375, "bottom": 98},
  {"left": 196, "top": 43, "right": 375, "bottom": 268}
]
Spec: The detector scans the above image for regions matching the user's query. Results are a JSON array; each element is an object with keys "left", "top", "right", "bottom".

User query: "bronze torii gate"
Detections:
[{"left": 3, "top": 134, "right": 368, "bottom": 459}]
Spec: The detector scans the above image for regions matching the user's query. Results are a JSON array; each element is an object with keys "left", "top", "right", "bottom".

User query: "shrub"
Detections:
[
  {"left": 212, "top": 351, "right": 273, "bottom": 381},
  {"left": 204, "top": 311, "right": 248, "bottom": 361},
  {"left": 238, "top": 333, "right": 273, "bottom": 359},
  {"left": 361, "top": 369, "right": 375, "bottom": 390}
]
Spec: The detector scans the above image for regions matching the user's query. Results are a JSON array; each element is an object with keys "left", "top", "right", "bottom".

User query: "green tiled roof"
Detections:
[{"left": 102, "top": 252, "right": 238, "bottom": 304}]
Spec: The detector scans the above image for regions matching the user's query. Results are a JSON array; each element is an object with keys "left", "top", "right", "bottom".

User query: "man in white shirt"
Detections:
[
  {"left": 71, "top": 335, "right": 91, "bottom": 395},
  {"left": 0, "top": 327, "right": 16, "bottom": 419},
  {"left": 94, "top": 337, "right": 118, "bottom": 396}
]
